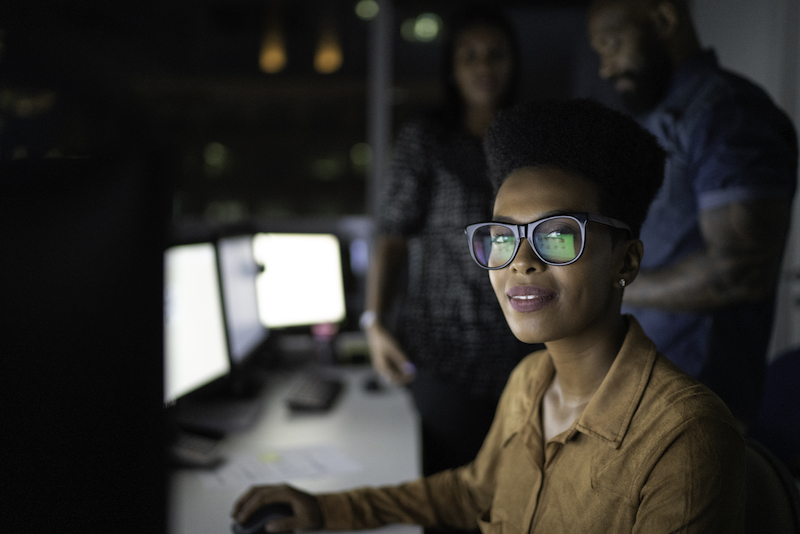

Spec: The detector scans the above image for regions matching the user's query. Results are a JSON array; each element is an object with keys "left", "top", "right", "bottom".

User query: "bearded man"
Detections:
[{"left": 587, "top": 0, "right": 798, "bottom": 429}]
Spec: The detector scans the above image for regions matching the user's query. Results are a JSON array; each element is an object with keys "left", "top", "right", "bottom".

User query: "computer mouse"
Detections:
[
  {"left": 363, "top": 374, "right": 385, "bottom": 392},
  {"left": 231, "top": 502, "right": 294, "bottom": 534}
]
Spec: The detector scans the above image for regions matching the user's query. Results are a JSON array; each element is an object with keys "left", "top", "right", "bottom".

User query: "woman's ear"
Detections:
[{"left": 616, "top": 238, "right": 643, "bottom": 287}]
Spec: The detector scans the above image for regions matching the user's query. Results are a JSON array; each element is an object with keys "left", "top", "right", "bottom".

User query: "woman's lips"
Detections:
[
  {"left": 473, "top": 76, "right": 501, "bottom": 93},
  {"left": 506, "top": 285, "right": 556, "bottom": 313}
]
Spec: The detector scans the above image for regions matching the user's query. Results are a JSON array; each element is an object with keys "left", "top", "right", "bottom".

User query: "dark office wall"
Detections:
[
  {"left": 1, "top": 7, "right": 170, "bottom": 532},
  {"left": 3, "top": 158, "right": 169, "bottom": 534}
]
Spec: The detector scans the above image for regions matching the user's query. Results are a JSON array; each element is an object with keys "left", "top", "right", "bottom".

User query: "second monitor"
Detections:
[{"left": 253, "top": 232, "right": 346, "bottom": 329}]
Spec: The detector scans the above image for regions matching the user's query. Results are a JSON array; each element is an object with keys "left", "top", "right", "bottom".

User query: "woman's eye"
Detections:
[
  {"left": 537, "top": 220, "right": 578, "bottom": 236},
  {"left": 457, "top": 49, "right": 478, "bottom": 63},
  {"left": 599, "top": 35, "right": 621, "bottom": 55},
  {"left": 545, "top": 228, "right": 571, "bottom": 238},
  {"left": 491, "top": 235, "right": 515, "bottom": 245},
  {"left": 488, "top": 48, "right": 509, "bottom": 62},
  {"left": 543, "top": 231, "right": 565, "bottom": 240}
]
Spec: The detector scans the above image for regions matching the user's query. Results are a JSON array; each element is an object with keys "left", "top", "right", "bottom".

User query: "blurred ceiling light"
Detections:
[
  {"left": 400, "top": 18, "right": 417, "bottom": 42},
  {"left": 259, "top": 17, "right": 286, "bottom": 73},
  {"left": 354, "top": 0, "right": 379, "bottom": 21},
  {"left": 204, "top": 142, "right": 228, "bottom": 168},
  {"left": 349, "top": 142, "right": 373, "bottom": 168},
  {"left": 414, "top": 13, "right": 441, "bottom": 42},
  {"left": 203, "top": 141, "right": 229, "bottom": 179},
  {"left": 401, "top": 12, "right": 442, "bottom": 43},
  {"left": 312, "top": 156, "right": 345, "bottom": 181},
  {"left": 314, "top": 26, "right": 343, "bottom": 74}
]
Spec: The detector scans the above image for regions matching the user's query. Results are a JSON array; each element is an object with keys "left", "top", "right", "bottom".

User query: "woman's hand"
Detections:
[
  {"left": 366, "top": 323, "right": 416, "bottom": 384},
  {"left": 232, "top": 484, "right": 323, "bottom": 532}
]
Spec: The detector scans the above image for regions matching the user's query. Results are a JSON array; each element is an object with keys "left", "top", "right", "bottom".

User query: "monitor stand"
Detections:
[{"left": 173, "top": 391, "right": 265, "bottom": 434}]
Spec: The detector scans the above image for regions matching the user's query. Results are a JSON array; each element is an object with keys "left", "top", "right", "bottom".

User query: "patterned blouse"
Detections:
[{"left": 378, "top": 116, "right": 532, "bottom": 398}]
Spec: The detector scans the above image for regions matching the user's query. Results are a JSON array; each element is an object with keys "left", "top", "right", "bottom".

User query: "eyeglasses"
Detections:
[{"left": 465, "top": 212, "right": 631, "bottom": 270}]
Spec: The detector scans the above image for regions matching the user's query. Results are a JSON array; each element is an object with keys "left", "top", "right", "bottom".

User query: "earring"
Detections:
[{"left": 619, "top": 279, "right": 627, "bottom": 288}]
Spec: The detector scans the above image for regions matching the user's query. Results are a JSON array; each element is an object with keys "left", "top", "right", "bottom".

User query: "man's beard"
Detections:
[{"left": 612, "top": 39, "right": 673, "bottom": 116}]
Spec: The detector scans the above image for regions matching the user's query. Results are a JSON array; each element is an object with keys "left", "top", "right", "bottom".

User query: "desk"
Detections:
[{"left": 169, "top": 366, "right": 422, "bottom": 534}]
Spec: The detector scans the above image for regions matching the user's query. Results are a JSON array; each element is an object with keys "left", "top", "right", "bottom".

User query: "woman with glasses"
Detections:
[
  {"left": 362, "top": 5, "right": 533, "bottom": 477},
  {"left": 234, "top": 99, "right": 746, "bottom": 533}
]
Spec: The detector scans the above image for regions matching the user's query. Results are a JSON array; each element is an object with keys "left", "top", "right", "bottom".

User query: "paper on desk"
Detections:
[{"left": 200, "top": 445, "right": 363, "bottom": 489}]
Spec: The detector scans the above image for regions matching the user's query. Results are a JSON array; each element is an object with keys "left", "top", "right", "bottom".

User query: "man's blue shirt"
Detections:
[{"left": 624, "top": 49, "right": 798, "bottom": 423}]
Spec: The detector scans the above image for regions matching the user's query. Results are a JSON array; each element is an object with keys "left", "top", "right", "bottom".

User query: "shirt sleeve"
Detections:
[
  {"left": 316, "top": 477, "right": 459, "bottom": 530},
  {"left": 377, "top": 119, "right": 434, "bottom": 236},
  {"left": 316, "top": 357, "right": 532, "bottom": 531},
  {"left": 632, "top": 414, "right": 746, "bottom": 534},
  {"left": 315, "top": 456, "right": 494, "bottom": 531},
  {"left": 689, "top": 81, "right": 798, "bottom": 212}
]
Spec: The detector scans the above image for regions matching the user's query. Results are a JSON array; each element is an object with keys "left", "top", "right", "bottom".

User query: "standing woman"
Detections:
[{"left": 362, "top": 5, "right": 533, "bottom": 475}]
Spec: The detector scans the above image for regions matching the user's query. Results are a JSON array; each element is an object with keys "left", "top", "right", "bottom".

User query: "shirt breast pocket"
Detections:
[
  {"left": 477, "top": 509, "right": 523, "bottom": 534},
  {"left": 590, "top": 452, "right": 638, "bottom": 507}
]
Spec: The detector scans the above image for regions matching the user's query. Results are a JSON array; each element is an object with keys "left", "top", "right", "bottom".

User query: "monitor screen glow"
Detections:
[
  {"left": 253, "top": 233, "right": 346, "bottom": 328},
  {"left": 163, "top": 243, "right": 230, "bottom": 404},
  {"left": 217, "top": 235, "right": 269, "bottom": 365}
]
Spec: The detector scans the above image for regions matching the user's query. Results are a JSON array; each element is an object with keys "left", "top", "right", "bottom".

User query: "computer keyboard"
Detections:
[
  {"left": 285, "top": 373, "right": 344, "bottom": 412},
  {"left": 175, "top": 396, "right": 265, "bottom": 433},
  {"left": 170, "top": 431, "right": 223, "bottom": 468}
]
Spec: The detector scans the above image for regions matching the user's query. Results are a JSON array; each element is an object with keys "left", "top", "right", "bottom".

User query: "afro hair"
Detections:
[{"left": 484, "top": 99, "right": 665, "bottom": 238}]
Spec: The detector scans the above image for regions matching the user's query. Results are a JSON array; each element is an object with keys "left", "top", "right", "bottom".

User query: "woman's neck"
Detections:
[
  {"left": 462, "top": 104, "right": 497, "bottom": 138},
  {"left": 545, "top": 315, "right": 628, "bottom": 406},
  {"left": 540, "top": 316, "right": 628, "bottom": 442}
]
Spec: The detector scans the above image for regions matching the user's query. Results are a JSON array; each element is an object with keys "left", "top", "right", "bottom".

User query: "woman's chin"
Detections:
[{"left": 507, "top": 323, "right": 548, "bottom": 346}]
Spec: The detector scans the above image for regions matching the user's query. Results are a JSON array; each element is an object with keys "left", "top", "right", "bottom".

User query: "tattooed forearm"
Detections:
[{"left": 624, "top": 199, "right": 791, "bottom": 312}]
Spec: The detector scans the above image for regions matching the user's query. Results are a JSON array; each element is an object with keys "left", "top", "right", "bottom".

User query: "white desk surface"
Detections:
[{"left": 169, "top": 365, "right": 423, "bottom": 534}]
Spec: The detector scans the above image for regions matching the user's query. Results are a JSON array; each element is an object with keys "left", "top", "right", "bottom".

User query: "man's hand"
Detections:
[{"left": 232, "top": 484, "right": 323, "bottom": 532}]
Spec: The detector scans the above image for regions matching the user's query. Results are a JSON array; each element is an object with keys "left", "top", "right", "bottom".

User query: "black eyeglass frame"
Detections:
[{"left": 465, "top": 212, "right": 632, "bottom": 270}]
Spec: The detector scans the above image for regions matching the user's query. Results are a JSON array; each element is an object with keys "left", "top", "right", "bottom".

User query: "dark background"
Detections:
[
  {"left": 1, "top": 1, "right": 621, "bottom": 532},
  {"left": 1, "top": 0, "right": 617, "bottom": 221}
]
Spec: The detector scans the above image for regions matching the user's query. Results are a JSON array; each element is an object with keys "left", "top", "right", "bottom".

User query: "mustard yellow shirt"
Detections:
[{"left": 318, "top": 317, "right": 746, "bottom": 533}]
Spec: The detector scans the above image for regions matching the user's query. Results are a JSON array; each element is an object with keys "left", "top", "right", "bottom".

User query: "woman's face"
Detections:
[
  {"left": 488, "top": 167, "right": 626, "bottom": 346},
  {"left": 452, "top": 24, "right": 514, "bottom": 109}
]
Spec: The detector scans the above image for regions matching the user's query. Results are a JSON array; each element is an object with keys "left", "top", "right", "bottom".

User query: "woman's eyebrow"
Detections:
[
  {"left": 491, "top": 215, "right": 519, "bottom": 224},
  {"left": 491, "top": 210, "right": 571, "bottom": 224}
]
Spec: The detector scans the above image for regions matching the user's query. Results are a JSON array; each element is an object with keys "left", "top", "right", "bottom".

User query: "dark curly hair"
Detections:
[{"left": 484, "top": 99, "right": 665, "bottom": 238}]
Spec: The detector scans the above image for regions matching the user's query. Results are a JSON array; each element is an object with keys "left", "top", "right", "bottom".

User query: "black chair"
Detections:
[
  {"left": 749, "top": 347, "right": 800, "bottom": 479},
  {"left": 745, "top": 437, "right": 800, "bottom": 533}
]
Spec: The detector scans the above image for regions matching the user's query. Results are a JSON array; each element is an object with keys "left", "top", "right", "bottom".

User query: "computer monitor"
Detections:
[
  {"left": 253, "top": 233, "right": 346, "bottom": 328},
  {"left": 163, "top": 242, "right": 231, "bottom": 405},
  {"left": 217, "top": 235, "right": 269, "bottom": 367}
]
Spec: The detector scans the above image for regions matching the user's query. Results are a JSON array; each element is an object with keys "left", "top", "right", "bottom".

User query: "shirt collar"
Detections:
[
  {"left": 656, "top": 48, "right": 719, "bottom": 112},
  {"left": 572, "top": 315, "right": 659, "bottom": 449}
]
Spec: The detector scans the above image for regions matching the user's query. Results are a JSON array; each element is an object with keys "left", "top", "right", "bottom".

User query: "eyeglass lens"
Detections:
[{"left": 471, "top": 217, "right": 584, "bottom": 267}]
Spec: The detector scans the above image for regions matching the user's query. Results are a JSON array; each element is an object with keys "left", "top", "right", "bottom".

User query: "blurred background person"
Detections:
[
  {"left": 587, "top": 0, "right": 798, "bottom": 429},
  {"left": 362, "top": 4, "right": 535, "bottom": 479}
]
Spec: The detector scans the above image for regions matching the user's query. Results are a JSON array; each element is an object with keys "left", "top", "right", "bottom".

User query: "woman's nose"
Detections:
[{"left": 510, "top": 238, "right": 544, "bottom": 273}]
